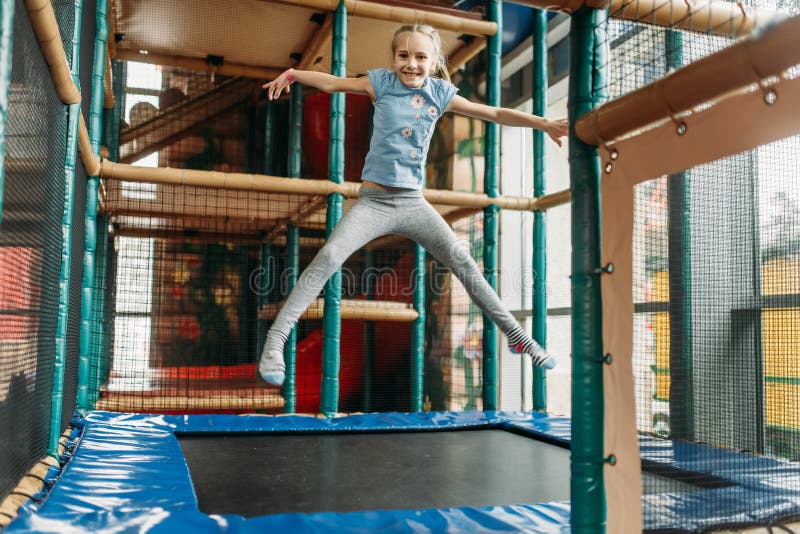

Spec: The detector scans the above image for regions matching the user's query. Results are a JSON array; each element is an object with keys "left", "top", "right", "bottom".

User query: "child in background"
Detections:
[{"left": 259, "top": 24, "right": 568, "bottom": 386}]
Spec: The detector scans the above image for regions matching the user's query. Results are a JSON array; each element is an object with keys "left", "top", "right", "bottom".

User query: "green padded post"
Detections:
[
  {"left": 0, "top": 0, "right": 15, "bottom": 219},
  {"left": 284, "top": 82, "right": 303, "bottom": 413},
  {"left": 94, "top": 60, "right": 125, "bottom": 395},
  {"left": 363, "top": 249, "right": 374, "bottom": 412},
  {"left": 482, "top": 0, "right": 501, "bottom": 410},
  {"left": 320, "top": 0, "right": 346, "bottom": 417},
  {"left": 411, "top": 244, "right": 426, "bottom": 411},
  {"left": 568, "top": 6, "right": 608, "bottom": 532},
  {"left": 258, "top": 243, "right": 272, "bottom": 359},
  {"left": 531, "top": 8, "right": 548, "bottom": 412},
  {"left": 103, "top": 60, "right": 124, "bottom": 163},
  {"left": 88, "top": 214, "right": 108, "bottom": 408},
  {"left": 78, "top": 0, "right": 109, "bottom": 413},
  {"left": 263, "top": 100, "right": 275, "bottom": 175},
  {"left": 665, "top": 30, "right": 694, "bottom": 441},
  {"left": 258, "top": 99, "right": 275, "bottom": 366},
  {"left": 50, "top": 0, "right": 84, "bottom": 457}
]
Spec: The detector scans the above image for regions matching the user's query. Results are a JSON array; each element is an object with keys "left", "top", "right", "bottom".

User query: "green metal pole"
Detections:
[
  {"left": 103, "top": 60, "right": 124, "bottom": 163},
  {"left": 284, "top": 82, "right": 303, "bottom": 413},
  {"left": 88, "top": 214, "right": 108, "bottom": 408},
  {"left": 50, "top": 0, "right": 84, "bottom": 457},
  {"left": 0, "top": 0, "right": 15, "bottom": 219},
  {"left": 363, "top": 249, "right": 374, "bottom": 412},
  {"left": 531, "top": 8, "right": 548, "bottom": 412},
  {"left": 482, "top": 0, "right": 501, "bottom": 411},
  {"left": 665, "top": 30, "right": 693, "bottom": 441},
  {"left": 258, "top": 99, "right": 275, "bottom": 361},
  {"left": 320, "top": 0, "right": 346, "bottom": 416},
  {"left": 263, "top": 100, "right": 275, "bottom": 175},
  {"left": 78, "top": 0, "right": 109, "bottom": 413},
  {"left": 93, "top": 60, "right": 124, "bottom": 396},
  {"left": 411, "top": 244, "right": 426, "bottom": 411},
  {"left": 569, "top": 6, "right": 608, "bottom": 532},
  {"left": 258, "top": 243, "right": 272, "bottom": 350}
]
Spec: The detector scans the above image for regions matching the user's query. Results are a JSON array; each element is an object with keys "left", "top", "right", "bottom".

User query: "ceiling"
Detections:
[{"left": 111, "top": 0, "right": 482, "bottom": 77}]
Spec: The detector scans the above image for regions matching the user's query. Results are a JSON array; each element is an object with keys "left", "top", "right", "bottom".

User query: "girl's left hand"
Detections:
[
  {"left": 262, "top": 69, "right": 294, "bottom": 100},
  {"left": 546, "top": 118, "right": 569, "bottom": 147}
]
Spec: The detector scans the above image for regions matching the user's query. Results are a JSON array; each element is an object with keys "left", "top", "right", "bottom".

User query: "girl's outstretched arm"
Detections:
[
  {"left": 262, "top": 68, "right": 375, "bottom": 101},
  {"left": 446, "top": 95, "right": 568, "bottom": 146}
]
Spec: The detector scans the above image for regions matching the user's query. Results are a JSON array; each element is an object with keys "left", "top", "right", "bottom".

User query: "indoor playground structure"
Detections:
[{"left": 0, "top": 0, "right": 799, "bottom": 532}]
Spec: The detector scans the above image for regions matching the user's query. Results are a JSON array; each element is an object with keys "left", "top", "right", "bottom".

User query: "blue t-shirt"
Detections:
[{"left": 361, "top": 68, "right": 458, "bottom": 190}]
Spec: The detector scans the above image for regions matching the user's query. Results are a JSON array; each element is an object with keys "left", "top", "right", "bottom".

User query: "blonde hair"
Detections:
[{"left": 391, "top": 24, "right": 450, "bottom": 82}]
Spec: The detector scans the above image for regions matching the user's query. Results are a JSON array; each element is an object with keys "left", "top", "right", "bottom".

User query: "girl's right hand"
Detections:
[
  {"left": 262, "top": 69, "right": 294, "bottom": 100},
  {"left": 546, "top": 118, "right": 569, "bottom": 147}
]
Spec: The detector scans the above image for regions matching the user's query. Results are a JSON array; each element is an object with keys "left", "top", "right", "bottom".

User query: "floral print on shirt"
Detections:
[{"left": 406, "top": 93, "right": 436, "bottom": 161}]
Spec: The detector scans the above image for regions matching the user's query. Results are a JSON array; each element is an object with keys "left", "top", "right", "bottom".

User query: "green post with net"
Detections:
[
  {"left": 363, "top": 249, "right": 374, "bottom": 412},
  {"left": 320, "top": 0, "right": 347, "bottom": 417},
  {"left": 665, "top": 29, "right": 694, "bottom": 442},
  {"left": 482, "top": 0, "right": 501, "bottom": 411},
  {"left": 569, "top": 5, "right": 608, "bottom": 532},
  {"left": 50, "top": 0, "right": 84, "bottom": 457},
  {"left": 0, "top": 0, "right": 15, "bottom": 219},
  {"left": 263, "top": 100, "right": 275, "bottom": 176},
  {"left": 88, "top": 213, "right": 108, "bottom": 409},
  {"left": 411, "top": 243, "right": 426, "bottom": 411},
  {"left": 78, "top": 0, "right": 109, "bottom": 413},
  {"left": 532, "top": 7, "right": 548, "bottom": 412},
  {"left": 93, "top": 59, "right": 126, "bottom": 400},
  {"left": 259, "top": 98, "right": 275, "bottom": 366},
  {"left": 284, "top": 81, "right": 303, "bottom": 413}
]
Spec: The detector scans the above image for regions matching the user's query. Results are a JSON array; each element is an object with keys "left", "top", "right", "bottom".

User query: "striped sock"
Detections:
[{"left": 507, "top": 328, "right": 556, "bottom": 370}]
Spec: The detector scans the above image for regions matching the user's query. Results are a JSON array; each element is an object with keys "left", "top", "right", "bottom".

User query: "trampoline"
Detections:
[
  {"left": 179, "top": 430, "right": 571, "bottom": 516},
  {"left": 6, "top": 410, "right": 799, "bottom": 532}
]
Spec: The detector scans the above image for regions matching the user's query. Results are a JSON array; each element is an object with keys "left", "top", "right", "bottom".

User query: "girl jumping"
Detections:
[{"left": 259, "top": 24, "right": 568, "bottom": 386}]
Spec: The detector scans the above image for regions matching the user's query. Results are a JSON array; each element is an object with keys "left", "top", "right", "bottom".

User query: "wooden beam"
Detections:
[
  {"left": 261, "top": 0, "right": 497, "bottom": 36},
  {"left": 448, "top": 36, "right": 487, "bottom": 75},
  {"left": 576, "top": 14, "right": 800, "bottom": 145},
  {"left": 264, "top": 196, "right": 327, "bottom": 242},
  {"left": 508, "top": 0, "right": 777, "bottom": 37},
  {"left": 100, "top": 161, "right": 549, "bottom": 211},
  {"left": 260, "top": 298, "right": 419, "bottom": 321},
  {"left": 119, "top": 77, "right": 254, "bottom": 163},
  {"left": 297, "top": 14, "right": 333, "bottom": 71},
  {"left": 114, "top": 49, "right": 284, "bottom": 80}
]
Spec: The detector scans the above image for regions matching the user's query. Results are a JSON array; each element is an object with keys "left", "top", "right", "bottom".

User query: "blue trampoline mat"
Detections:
[{"left": 5, "top": 410, "right": 800, "bottom": 533}]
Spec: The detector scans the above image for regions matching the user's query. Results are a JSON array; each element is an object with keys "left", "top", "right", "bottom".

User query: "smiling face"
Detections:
[{"left": 391, "top": 31, "right": 437, "bottom": 88}]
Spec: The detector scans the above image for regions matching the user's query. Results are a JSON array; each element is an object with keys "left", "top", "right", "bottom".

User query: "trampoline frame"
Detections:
[{"left": 5, "top": 410, "right": 800, "bottom": 533}]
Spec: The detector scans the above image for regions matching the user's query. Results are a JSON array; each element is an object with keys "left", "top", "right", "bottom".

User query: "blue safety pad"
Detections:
[
  {"left": 639, "top": 434, "right": 800, "bottom": 530},
  {"left": 7, "top": 411, "right": 800, "bottom": 532},
  {"left": 5, "top": 411, "right": 573, "bottom": 533}
]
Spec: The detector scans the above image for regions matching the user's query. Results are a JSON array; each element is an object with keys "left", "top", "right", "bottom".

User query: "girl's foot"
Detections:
[
  {"left": 507, "top": 330, "right": 556, "bottom": 369},
  {"left": 259, "top": 347, "right": 285, "bottom": 386}
]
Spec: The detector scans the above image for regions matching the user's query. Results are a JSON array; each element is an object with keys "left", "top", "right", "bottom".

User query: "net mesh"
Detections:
[
  {"left": 593, "top": 0, "right": 800, "bottom": 528},
  {"left": 98, "top": 46, "right": 487, "bottom": 414},
  {"left": 0, "top": 0, "right": 70, "bottom": 503}
]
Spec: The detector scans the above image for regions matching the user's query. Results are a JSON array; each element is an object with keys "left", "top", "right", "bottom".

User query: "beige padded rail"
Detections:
[
  {"left": 100, "top": 160, "right": 565, "bottom": 212},
  {"left": 25, "top": 0, "right": 101, "bottom": 175},
  {"left": 260, "top": 298, "right": 420, "bottom": 321},
  {"left": 509, "top": 0, "right": 776, "bottom": 37},
  {"left": 264, "top": 0, "right": 498, "bottom": 36}
]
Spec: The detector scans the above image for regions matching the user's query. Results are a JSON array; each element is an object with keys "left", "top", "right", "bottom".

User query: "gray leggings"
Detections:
[{"left": 264, "top": 185, "right": 522, "bottom": 350}]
